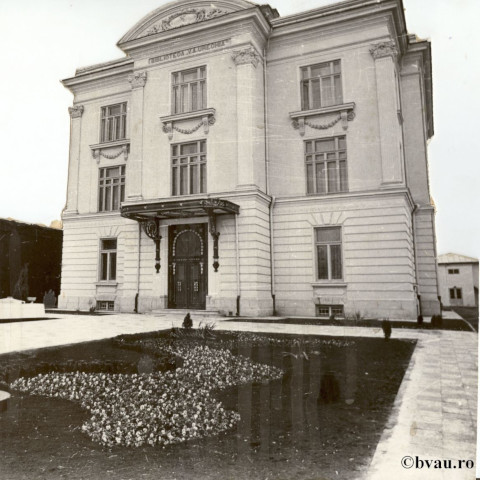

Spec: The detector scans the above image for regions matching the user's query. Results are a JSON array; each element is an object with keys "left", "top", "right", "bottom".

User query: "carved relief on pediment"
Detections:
[{"left": 140, "top": 7, "right": 229, "bottom": 38}]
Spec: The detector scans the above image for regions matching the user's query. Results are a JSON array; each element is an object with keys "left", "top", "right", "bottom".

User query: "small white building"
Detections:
[
  {"left": 437, "top": 253, "right": 479, "bottom": 308},
  {"left": 58, "top": 0, "right": 440, "bottom": 319}
]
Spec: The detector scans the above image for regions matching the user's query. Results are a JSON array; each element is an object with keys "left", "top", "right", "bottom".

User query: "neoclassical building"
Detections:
[{"left": 59, "top": 0, "right": 440, "bottom": 319}]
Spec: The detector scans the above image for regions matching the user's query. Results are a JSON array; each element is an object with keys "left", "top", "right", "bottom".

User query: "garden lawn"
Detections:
[{"left": 0, "top": 330, "right": 416, "bottom": 480}]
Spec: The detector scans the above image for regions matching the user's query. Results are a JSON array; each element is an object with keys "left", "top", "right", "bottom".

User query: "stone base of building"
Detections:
[
  {"left": 59, "top": 292, "right": 428, "bottom": 320},
  {"left": 207, "top": 295, "right": 273, "bottom": 317},
  {"left": 275, "top": 297, "right": 419, "bottom": 320},
  {"left": 138, "top": 295, "right": 167, "bottom": 313},
  {"left": 419, "top": 297, "right": 441, "bottom": 317}
]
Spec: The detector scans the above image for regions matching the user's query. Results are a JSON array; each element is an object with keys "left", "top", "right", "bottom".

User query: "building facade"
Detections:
[
  {"left": 59, "top": 0, "right": 440, "bottom": 319},
  {"left": 437, "top": 253, "right": 479, "bottom": 308}
]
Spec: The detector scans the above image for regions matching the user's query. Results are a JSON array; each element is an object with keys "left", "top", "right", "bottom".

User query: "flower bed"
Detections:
[
  {"left": 12, "top": 344, "right": 283, "bottom": 448},
  {"left": 114, "top": 330, "right": 355, "bottom": 355}
]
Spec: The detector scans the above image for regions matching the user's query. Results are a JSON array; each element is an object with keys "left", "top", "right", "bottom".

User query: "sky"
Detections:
[{"left": 0, "top": 0, "right": 478, "bottom": 259}]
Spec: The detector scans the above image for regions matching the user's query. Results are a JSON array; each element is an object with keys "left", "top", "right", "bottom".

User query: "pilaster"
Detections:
[
  {"left": 232, "top": 46, "right": 263, "bottom": 190},
  {"left": 370, "top": 41, "right": 404, "bottom": 186},
  {"left": 126, "top": 71, "right": 147, "bottom": 201},
  {"left": 64, "top": 105, "right": 84, "bottom": 215}
]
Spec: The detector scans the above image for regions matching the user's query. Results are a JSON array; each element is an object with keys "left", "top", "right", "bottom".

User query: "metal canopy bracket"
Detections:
[
  {"left": 206, "top": 209, "right": 220, "bottom": 272},
  {"left": 142, "top": 218, "right": 162, "bottom": 273}
]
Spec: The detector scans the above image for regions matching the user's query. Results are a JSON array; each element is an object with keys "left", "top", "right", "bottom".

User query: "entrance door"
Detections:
[{"left": 168, "top": 224, "right": 207, "bottom": 309}]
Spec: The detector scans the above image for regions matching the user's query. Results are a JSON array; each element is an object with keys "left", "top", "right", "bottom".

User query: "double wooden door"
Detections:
[{"left": 168, "top": 224, "right": 207, "bottom": 310}]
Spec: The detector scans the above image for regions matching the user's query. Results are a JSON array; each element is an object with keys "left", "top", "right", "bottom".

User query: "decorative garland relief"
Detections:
[
  {"left": 162, "top": 111, "right": 216, "bottom": 140},
  {"left": 92, "top": 145, "right": 128, "bottom": 162},
  {"left": 292, "top": 111, "right": 356, "bottom": 136}
]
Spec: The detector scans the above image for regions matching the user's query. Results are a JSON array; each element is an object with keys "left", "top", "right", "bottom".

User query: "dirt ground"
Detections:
[{"left": 0, "top": 333, "right": 415, "bottom": 480}]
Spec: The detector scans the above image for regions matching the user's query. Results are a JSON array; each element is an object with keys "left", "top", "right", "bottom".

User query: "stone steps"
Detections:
[{"left": 151, "top": 309, "right": 224, "bottom": 319}]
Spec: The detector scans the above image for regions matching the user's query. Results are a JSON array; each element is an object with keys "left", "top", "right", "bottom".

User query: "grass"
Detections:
[
  {"left": 0, "top": 330, "right": 416, "bottom": 480},
  {"left": 448, "top": 306, "right": 478, "bottom": 331}
]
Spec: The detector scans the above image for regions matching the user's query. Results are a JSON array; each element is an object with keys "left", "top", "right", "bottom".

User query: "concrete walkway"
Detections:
[
  {"left": 0, "top": 313, "right": 477, "bottom": 479},
  {"left": 366, "top": 329, "right": 477, "bottom": 480}
]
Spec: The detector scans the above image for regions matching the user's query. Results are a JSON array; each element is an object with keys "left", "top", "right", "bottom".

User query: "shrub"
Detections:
[
  {"left": 417, "top": 315, "right": 424, "bottom": 326},
  {"left": 431, "top": 314, "right": 443, "bottom": 329},
  {"left": 196, "top": 321, "right": 216, "bottom": 340},
  {"left": 382, "top": 319, "right": 392, "bottom": 340},
  {"left": 182, "top": 313, "right": 193, "bottom": 330}
]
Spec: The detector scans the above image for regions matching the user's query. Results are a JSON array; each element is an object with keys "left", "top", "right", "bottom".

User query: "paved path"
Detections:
[
  {"left": 0, "top": 313, "right": 477, "bottom": 479},
  {"left": 366, "top": 330, "right": 477, "bottom": 480}
]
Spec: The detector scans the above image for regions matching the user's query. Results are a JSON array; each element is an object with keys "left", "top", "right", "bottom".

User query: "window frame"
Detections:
[
  {"left": 449, "top": 287, "right": 462, "bottom": 300},
  {"left": 171, "top": 140, "right": 207, "bottom": 196},
  {"left": 98, "top": 165, "right": 126, "bottom": 212},
  {"left": 99, "top": 238, "right": 117, "bottom": 282},
  {"left": 316, "top": 304, "right": 344, "bottom": 319},
  {"left": 171, "top": 66, "right": 207, "bottom": 115},
  {"left": 100, "top": 102, "right": 127, "bottom": 143},
  {"left": 305, "top": 136, "right": 348, "bottom": 195},
  {"left": 314, "top": 226, "right": 343, "bottom": 281},
  {"left": 96, "top": 300, "right": 115, "bottom": 311},
  {"left": 300, "top": 60, "right": 343, "bottom": 111}
]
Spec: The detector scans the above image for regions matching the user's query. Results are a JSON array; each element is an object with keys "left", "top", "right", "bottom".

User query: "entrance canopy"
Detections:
[
  {"left": 120, "top": 197, "right": 239, "bottom": 222},
  {"left": 120, "top": 197, "right": 240, "bottom": 273}
]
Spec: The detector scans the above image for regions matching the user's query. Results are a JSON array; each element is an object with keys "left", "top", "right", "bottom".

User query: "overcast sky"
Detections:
[{"left": 0, "top": 0, "right": 478, "bottom": 259}]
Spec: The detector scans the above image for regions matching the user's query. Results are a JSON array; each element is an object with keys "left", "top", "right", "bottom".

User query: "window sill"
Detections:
[
  {"left": 312, "top": 282, "right": 346, "bottom": 288},
  {"left": 306, "top": 190, "right": 349, "bottom": 197},
  {"left": 96, "top": 282, "right": 118, "bottom": 287},
  {"left": 289, "top": 102, "right": 355, "bottom": 136},
  {"left": 90, "top": 139, "right": 130, "bottom": 163},
  {"left": 160, "top": 108, "right": 216, "bottom": 140}
]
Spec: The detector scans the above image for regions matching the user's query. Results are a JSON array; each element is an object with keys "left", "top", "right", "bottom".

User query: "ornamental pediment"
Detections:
[{"left": 119, "top": 0, "right": 255, "bottom": 44}]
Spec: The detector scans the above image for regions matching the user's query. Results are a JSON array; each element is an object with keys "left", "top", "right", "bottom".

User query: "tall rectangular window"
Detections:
[
  {"left": 172, "top": 141, "right": 206, "bottom": 196},
  {"left": 316, "top": 227, "right": 342, "bottom": 281},
  {"left": 98, "top": 166, "right": 125, "bottom": 212},
  {"left": 301, "top": 60, "right": 342, "bottom": 110},
  {"left": 100, "top": 103, "right": 127, "bottom": 142},
  {"left": 172, "top": 66, "right": 206, "bottom": 114},
  {"left": 100, "top": 239, "right": 117, "bottom": 281},
  {"left": 306, "top": 136, "right": 347, "bottom": 194}
]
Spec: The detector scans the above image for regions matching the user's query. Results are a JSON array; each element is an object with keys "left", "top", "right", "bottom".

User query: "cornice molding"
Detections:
[
  {"left": 370, "top": 40, "right": 398, "bottom": 60},
  {"left": 128, "top": 71, "right": 147, "bottom": 89},
  {"left": 274, "top": 186, "right": 414, "bottom": 210},
  {"left": 122, "top": 188, "right": 272, "bottom": 211},
  {"left": 118, "top": 1, "right": 261, "bottom": 47},
  {"left": 119, "top": 8, "right": 270, "bottom": 56},
  {"left": 68, "top": 105, "right": 84, "bottom": 118},
  {"left": 62, "top": 65, "right": 133, "bottom": 95},
  {"left": 271, "top": 0, "right": 407, "bottom": 53},
  {"left": 231, "top": 46, "right": 261, "bottom": 67}
]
